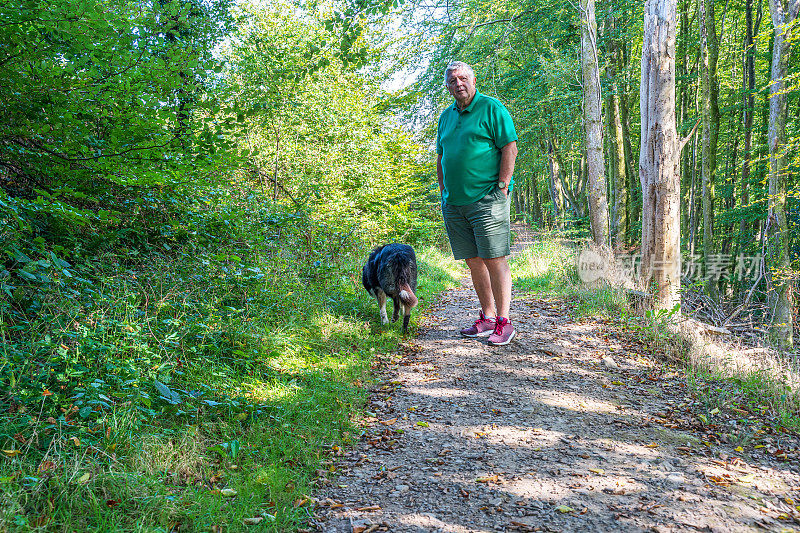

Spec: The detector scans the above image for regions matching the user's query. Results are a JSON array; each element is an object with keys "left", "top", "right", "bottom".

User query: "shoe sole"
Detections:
[
  {"left": 488, "top": 330, "right": 516, "bottom": 346},
  {"left": 461, "top": 330, "right": 494, "bottom": 338}
]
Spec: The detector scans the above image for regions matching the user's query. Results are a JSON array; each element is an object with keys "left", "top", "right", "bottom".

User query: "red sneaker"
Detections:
[
  {"left": 488, "top": 317, "right": 516, "bottom": 346},
  {"left": 460, "top": 311, "right": 496, "bottom": 337}
]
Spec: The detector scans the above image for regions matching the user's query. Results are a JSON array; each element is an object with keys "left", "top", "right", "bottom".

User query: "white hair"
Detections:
[{"left": 444, "top": 61, "right": 475, "bottom": 85}]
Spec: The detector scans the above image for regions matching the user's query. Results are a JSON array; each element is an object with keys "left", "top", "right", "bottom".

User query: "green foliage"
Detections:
[
  {"left": 221, "top": 0, "right": 435, "bottom": 245},
  {"left": 0, "top": 0, "right": 450, "bottom": 529},
  {"left": 0, "top": 0, "right": 233, "bottom": 189},
  {"left": 509, "top": 237, "right": 578, "bottom": 294},
  {"left": 0, "top": 182, "right": 458, "bottom": 529}
]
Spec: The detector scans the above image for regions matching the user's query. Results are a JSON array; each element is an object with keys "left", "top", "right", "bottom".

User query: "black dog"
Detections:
[{"left": 362, "top": 243, "right": 418, "bottom": 333}]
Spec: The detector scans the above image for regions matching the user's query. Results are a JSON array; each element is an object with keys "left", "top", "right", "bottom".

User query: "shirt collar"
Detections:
[{"left": 452, "top": 90, "right": 481, "bottom": 113}]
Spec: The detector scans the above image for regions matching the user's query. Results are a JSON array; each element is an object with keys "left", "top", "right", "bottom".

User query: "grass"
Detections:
[
  {"left": 0, "top": 209, "right": 461, "bottom": 533},
  {"left": 509, "top": 232, "right": 800, "bottom": 432}
]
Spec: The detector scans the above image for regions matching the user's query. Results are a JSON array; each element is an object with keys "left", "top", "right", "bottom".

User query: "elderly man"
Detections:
[{"left": 436, "top": 61, "right": 519, "bottom": 346}]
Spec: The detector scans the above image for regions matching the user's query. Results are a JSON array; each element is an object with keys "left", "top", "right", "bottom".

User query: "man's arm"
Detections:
[
  {"left": 498, "top": 141, "right": 518, "bottom": 196},
  {"left": 437, "top": 153, "right": 444, "bottom": 194}
]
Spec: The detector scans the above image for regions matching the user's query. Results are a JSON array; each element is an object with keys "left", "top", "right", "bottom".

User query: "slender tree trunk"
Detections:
[
  {"left": 640, "top": 0, "right": 681, "bottom": 310},
  {"left": 512, "top": 187, "right": 523, "bottom": 220},
  {"left": 678, "top": 0, "right": 691, "bottom": 237},
  {"left": 273, "top": 125, "right": 281, "bottom": 201},
  {"left": 605, "top": 113, "right": 615, "bottom": 223},
  {"left": 546, "top": 142, "right": 565, "bottom": 224},
  {"left": 620, "top": 85, "right": 639, "bottom": 233},
  {"left": 688, "top": 49, "right": 702, "bottom": 257},
  {"left": 721, "top": 116, "right": 740, "bottom": 289},
  {"left": 605, "top": 98, "right": 619, "bottom": 244},
  {"left": 610, "top": 92, "right": 628, "bottom": 249},
  {"left": 581, "top": 0, "right": 610, "bottom": 248},
  {"left": 738, "top": 0, "right": 763, "bottom": 273},
  {"left": 606, "top": 24, "right": 628, "bottom": 250},
  {"left": 741, "top": 0, "right": 755, "bottom": 235},
  {"left": 530, "top": 175, "right": 544, "bottom": 224},
  {"left": 766, "top": 0, "right": 798, "bottom": 348},
  {"left": 689, "top": 134, "right": 699, "bottom": 257},
  {"left": 699, "top": 0, "right": 720, "bottom": 298}
]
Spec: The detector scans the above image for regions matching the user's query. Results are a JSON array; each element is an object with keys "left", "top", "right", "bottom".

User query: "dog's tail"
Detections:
[{"left": 398, "top": 283, "right": 418, "bottom": 308}]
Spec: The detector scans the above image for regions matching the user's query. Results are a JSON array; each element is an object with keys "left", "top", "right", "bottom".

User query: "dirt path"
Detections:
[{"left": 313, "top": 235, "right": 800, "bottom": 533}]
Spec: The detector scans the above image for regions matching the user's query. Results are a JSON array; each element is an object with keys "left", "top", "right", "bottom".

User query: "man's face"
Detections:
[{"left": 446, "top": 69, "right": 477, "bottom": 105}]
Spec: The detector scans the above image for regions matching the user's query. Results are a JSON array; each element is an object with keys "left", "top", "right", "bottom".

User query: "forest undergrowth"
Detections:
[{"left": 0, "top": 184, "right": 461, "bottom": 532}]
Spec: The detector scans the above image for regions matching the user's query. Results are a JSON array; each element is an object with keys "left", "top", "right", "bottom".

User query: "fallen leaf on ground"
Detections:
[
  {"left": 37, "top": 461, "right": 57, "bottom": 473},
  {"left": 589, "top": 468, "right": 605, "bottom": 474},
  {"left": 707, "top": 474, "right": 732, "bottom": 485},
  {"left": 356, "top": 505, "right": 381, "bottom": 511},
  {"left": 555, "top": 505, "right": 575, "bottom": 513},
  {"left": 507, "top": 521, "right": 536, "bottom": 532},
  {"left": 476, "top": 474, "right": 499, "bottom": 483},
  {"left": 416, "top": 421, "right": 429, "bottom": 427}
]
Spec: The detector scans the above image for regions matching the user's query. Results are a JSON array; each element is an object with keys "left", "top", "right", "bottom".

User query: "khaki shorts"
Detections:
[{"left": 442, "top": 186, "right": 510, "bottom": 260}]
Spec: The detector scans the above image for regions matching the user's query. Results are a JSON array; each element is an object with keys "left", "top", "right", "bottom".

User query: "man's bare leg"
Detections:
[
  {"left": 464, "top": 256, "right": 496, "bottom": 318},
  {"left": 483, "top": 256, "right": 511, "bottom": 319}
]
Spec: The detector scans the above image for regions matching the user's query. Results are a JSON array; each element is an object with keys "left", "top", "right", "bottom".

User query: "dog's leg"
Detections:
[
  {"left": 376, "top": 290, "right": 389, "bottom": 325},
  {"left": 398, "top": 282, "right": 416, "bottom": 335},
  {"left": 391, "top": 296, "right": 401, "bottom": 323}
]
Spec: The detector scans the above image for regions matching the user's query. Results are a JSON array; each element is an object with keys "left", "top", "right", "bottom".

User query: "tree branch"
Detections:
[
  {"left": 679, "top": 119, "right": 701, "bottom": 153},
  {"left": 456, "top": 10, "right": 535, "bottom": 29},
  {"left": 10, "top": 135, "right": 178, "bottom": 162}
]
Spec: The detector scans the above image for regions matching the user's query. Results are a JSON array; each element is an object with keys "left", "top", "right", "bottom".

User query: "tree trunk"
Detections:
[
  {"left": 530, "top": 174, "right": 544, "bottom": 225},
  {"left": 555, "top": 149, "right": 585, "bottom": 218},
  {"left": 619, "top": 83, "right": 639, "bottom": 232},
  {"left": 640, "top": 0, "right": 681, "bottom": 311},
  {"left": 512, "top": 187, "right": 523, "bottom": 220},
  {"left": 606, "top": 25, "right": 628, "bottom": 250},
  {"left": 605, "top": 101, "right": 617, "bottom": 238},
  {"left": 766, "top": 0, "right": 798, "bottom": 348},
  {"left": 688, "top": 134, "right": 699, "bottom": 257},
  {"left": 739, "top": 0, "right": 763, "bottom": 261},
  {"left": 678, "top": 0, "right": 691, "bottom": 237},
  {"left": 581, "top": 0, "right": 610, "bottom": 248},
  {"left": 273, "top": 124, "right": 281, "bottom": 201},
  {"left": 546, "top": 141, "right": 565, "bottom": 223},
  {"left": 699, "top": 0, "right": 720, "bottom": 298}
]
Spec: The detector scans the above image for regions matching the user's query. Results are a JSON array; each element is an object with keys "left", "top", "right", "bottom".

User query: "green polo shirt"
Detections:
[{"left": 436, "top": 91, "right": 518, "bottom": 206}]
